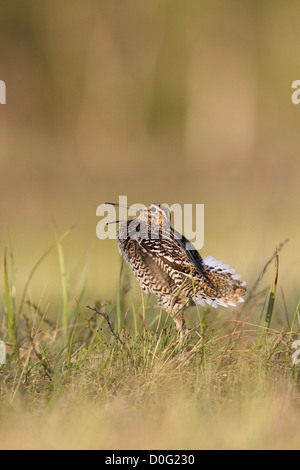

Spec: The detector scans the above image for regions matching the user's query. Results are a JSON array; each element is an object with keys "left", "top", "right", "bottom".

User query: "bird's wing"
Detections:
[
  {"left": 171, "top": 228, "right": 208, "bottom": 279},
  {"left": 137, "top": 236, "right": 246, "bottom": 308},
  {"left": 137, "top": 235, "right": 202, "bottom": 281},
  {"left": 137, "top": 236, "right": 224, "bottom": 309},
  {"left": 119, "top": 236, "right": 175, "bottom": 294}
]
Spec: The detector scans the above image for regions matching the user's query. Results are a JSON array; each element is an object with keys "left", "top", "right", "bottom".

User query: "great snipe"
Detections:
[{"left": 107, "top": 203, "right": 246, "bottom": 334}]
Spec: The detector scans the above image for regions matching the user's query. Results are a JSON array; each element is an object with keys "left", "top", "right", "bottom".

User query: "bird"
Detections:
[{"left": 107, "top": 203, "right": 246, "bottom": 334}]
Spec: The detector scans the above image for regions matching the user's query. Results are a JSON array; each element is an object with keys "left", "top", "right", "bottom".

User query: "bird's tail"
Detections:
[{"left": 195, "top": 256, "right": 247, "bottom": 308}]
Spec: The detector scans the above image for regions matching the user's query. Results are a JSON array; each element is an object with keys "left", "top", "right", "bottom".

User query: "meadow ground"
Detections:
[{"left": 0, "top": 235, "right": 300, "bottom": 450}]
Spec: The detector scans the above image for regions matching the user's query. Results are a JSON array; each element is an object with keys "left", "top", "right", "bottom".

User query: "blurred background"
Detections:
[{"left": 0, "top": 0, "right": 300, "bottom": 319}]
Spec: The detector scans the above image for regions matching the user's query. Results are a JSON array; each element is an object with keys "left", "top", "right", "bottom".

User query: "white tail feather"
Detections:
[{"left": 204, "top": 255, "right": 245, "bottom": 283}]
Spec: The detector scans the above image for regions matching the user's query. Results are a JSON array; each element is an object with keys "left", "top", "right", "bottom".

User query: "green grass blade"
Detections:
[
  {"left": 132, "top": 303, "right": 138, "bottom": 338},
  {"left": 4, "top": 249, "right": 18, "bottom": 348},
  {"left": 56, "top": 232, "right": 70, "bottom": 341},
  {"left": 264, "top": 255, "right": 279, "bottom": 330},
  {"left": 17, "top": 227, "right": 74, "bottom": 316},
  {"left": 258, "top": 254, "right": 279, "bottom": 346},
  {"left": 7, "top": 230, "right": 16, "bottom": 316},
  {"left": 116, "top": 259, "right": 124, "bottom": 335},
  {"left": 66, "top": 313, "right": 79, "bottom": 380},
  {"left": 291, "top": 299, "right": 300, "bottom": 333}
]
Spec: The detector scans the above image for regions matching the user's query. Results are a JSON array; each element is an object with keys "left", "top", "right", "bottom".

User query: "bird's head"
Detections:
[
  {"left": 105, "top": 202, "right": 171, "bottom": 238},
  {"left": 137, "top": 204, "right": 171, "bottom": 228}
]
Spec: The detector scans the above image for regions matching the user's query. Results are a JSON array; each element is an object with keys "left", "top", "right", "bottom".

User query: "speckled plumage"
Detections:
[{"left": 115, "top": 204, "right": 246, "bottom": 333}]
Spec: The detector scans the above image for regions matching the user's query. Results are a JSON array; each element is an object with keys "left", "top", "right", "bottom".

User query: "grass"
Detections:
[{"left": 0, "top": 232, "right": 300, "bottom": 450}]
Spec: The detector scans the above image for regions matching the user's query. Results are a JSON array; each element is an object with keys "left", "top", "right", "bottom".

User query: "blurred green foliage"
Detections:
[{"left": 0, "top": 0, "right": 300, "bottom": 301}]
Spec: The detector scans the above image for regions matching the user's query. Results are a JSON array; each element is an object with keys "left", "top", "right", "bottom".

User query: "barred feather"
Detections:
[{"left": 115, "top": 203, "right": 247, "bottom": 333}]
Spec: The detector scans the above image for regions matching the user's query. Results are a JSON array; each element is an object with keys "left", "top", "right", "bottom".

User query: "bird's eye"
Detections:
[{"left": 151, "top": 207, "right": 156, "bottom": 213}]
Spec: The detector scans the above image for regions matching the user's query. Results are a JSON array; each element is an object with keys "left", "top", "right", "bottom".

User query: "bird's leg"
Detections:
[
  {"left": 170, "top": 295, "right": 189, "bottom": 332},
  {"left": 158, "top": 295, "right": 188, "bottom": 337},
  {"left": 173, "top": 310, "right": 187, "bottom": 336}
]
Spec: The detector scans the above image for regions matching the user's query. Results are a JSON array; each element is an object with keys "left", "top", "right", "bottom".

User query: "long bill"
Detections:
[
  {"left": 105, "top": 202, "right": 130, "bottom": 209},
  {"left": 106, "top": 220, "right": 124, "bottom": 225}
]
